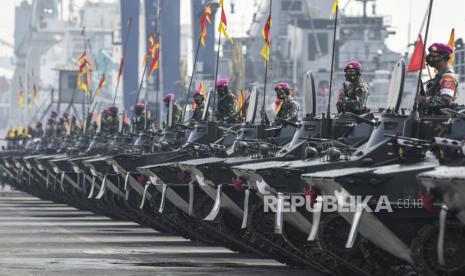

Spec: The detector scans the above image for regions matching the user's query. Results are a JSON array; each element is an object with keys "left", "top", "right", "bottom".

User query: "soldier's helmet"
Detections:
[
  {"left": 62, "top": 112, "right": 69, "bottom": 119},
  {"left": 51, "top": 111, "right": 58, "bottom": 118},
  {"left": 134, "top": 102, "right": 145, "bottom": 115}
]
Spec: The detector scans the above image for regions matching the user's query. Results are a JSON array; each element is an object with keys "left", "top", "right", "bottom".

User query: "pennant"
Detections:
[
  {"left": 330, "top": 0, "right": 339, "bottom": 19},
  {"left": 407, "top": 35, "right": 426, "bottom": 74},
  {"left": 275, "top": 99, "right": 283, "bottom": 113},
  {"left": 18, "top": 89, "right": 24, "bottom": 108},
  {"left": 260, "top": 15, "right": 272, "bottom": 61},
  {"left": 218, "top": 0, "right": 233, "bottom": 44},
  {"left": 147, "top": 39, "right": 160, "bottom": 79},
  {"left": 117, "top": 57, "right": 124, "bottom": 81},
  {"left": 448, "top": 28, "right": 455, "bottom": 65},
  {"left": 123, "top": 112, "right": 130, "bottom": 125},
  {"left": 18, "top": 76, "right": 24, "bottom": 108},
  {"left": 32, "top": 84, "right": 39, "bottom": 105},
  {"left": 199, "top": 2, "right": 212, "bottom": 47},
  {"left": 236, "top": 90, "right": 246, "bottom": 118},
  {"left": 94, "top": 74, "right": 106, "bottom": 97}
]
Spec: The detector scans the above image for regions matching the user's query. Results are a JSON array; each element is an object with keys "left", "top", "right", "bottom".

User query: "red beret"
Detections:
[
  {"left": 275, "top": 82, "right": 290, "bottom": 91},
  {"left": 344, "top": 61, "right": 362, "bottom": 71},
  {"left": 428, "top": 43, "right": 453, "bottom": 55}
]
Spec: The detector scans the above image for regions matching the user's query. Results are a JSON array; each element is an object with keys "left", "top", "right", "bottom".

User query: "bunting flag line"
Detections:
[
  {"left": 199, "top": 1, "right": 212, "bottom": 47},
  {"left": 407, "top": 35, "right": 426, "bottom": 74},
  {"left": 260, "top": 15, "right": 272, "bottom": 61},
  {"left": 330, "top": 0, "right": 339, "bottom": 20},
  {"left": 448, "top": 28, "right": 455, "bottom": 65},
  {"left": 218, "top": 0, "right": 233, "bottom": 44}
]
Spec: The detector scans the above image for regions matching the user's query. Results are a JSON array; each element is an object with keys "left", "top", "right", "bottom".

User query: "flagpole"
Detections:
[
  {"left": 413, "top": 0, "right": 433, "bottom": 112},
  {"left": 112, "top": 16, "right": 133, "bottom": 106},
  {"left": 326, "top": 4, "right": 338, "bottom": 116},
  {"left": 261, "top": 0, "right": 272, "bottom": 120},
  {"left": 181, "top": 34, "right": 202, "bottom": 122}
]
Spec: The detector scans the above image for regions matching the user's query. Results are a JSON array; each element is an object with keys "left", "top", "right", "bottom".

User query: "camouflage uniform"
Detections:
[
  {"left": 216, "top": 93, "right": 238, "bottom": 123},
  {"left": 337, "top": 79, "right": 369, "bottom": 114},
  {"left": 172, "top": 102, "right": 183, "bottom": 125},
  {"left": 276, "top": 99, "right": 300, "bottom": 121},
  {"left": 420, "top": 69, "right": 458, "bottom": 115}
]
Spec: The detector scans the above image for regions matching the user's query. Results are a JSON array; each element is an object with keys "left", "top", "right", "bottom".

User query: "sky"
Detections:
[{"left": 1, "top": 0, "right": 465, "bottom": 57}]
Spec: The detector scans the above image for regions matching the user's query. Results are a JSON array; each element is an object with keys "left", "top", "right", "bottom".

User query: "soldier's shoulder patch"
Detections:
[{"left": 441, "top": 75, "right": 456, "bottom": 89}]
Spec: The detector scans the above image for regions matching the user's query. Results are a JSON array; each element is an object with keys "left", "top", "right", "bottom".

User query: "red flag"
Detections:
[
  {"left": 199, "top": 2, "right": 212, "bottom": 47},
  {"left": 261, "top": 15, "right": 272, "bottom": 61},
  {"left": 407, "top": 35, "right": 426, "bottom": 74},
  {"left": 117, "top": 57, "right": 124, "bottom": 81}
]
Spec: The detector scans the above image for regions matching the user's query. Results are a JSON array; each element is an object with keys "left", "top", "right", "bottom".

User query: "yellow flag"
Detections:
[
  {"left": 218, "top": 0, "right": 234, "bottom": 44},
  {"left": 330, "top": 0, "right": 339, "bottom": 19},
  {"left": 448, "top": 28, "right": 455, "bottom": 65},
  {"left": 18, "top": 90, "right": 24, "bottom": 108}
]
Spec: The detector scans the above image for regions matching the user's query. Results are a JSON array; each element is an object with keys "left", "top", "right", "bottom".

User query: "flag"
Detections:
[
  {"left": 260, "top": 15, "right": 272, "bottom": 61},
  {"left": 448, "top": 28, "right": 455, "bottom": 65},
  {"left": 218, "top": 0, "right": 233, "bottom": 44},
  {"left": 199, "top": 2, "right": 212, "bottom": 47},
  {"left": 123, "top": 112, "right": 129, "bottom": 125},
  {"left": 94, "top": 74, "right": 106, "bottom": 97},
  {"left": 76, "top": 50, "right": 92, "bottom": 94},
  {"left": 117, "top": 57, "right": 124, "bottom": 82},
  {"left": 330, "top": 0, "right": 339, "bottom": 19},
  {"left": 407, "top": 35, "right": 426, "bottom": 74},
  {"left": 18, "top": 89, "right": 24, "bottom": 108},
  {"left": 275, "top": 99, "right": 283, "bottom": 113},
  {"left": 236, "top": 90, "right": 246, "bottom": 118},
  {"left": 143, "top": 33, "right": 156, "bottom": 68},
  {"left": 148, "top": 38, "right": 160, "bottom": 79},
  {"left": 18, "top": 77, "right": 24, "bottom": 108},
  {"left": 32, "top": 84, "right": 39, "bottom": 105}
]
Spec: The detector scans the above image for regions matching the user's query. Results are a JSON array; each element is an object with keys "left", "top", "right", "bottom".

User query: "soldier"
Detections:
[
  {"left": 418, "top": 43, "right": 458, "bottom": 115},
  {"left": 274, "top": 82, "right": 300, "bottom": 122},
  {"left": 56, "top": 112, "right": 69, "bottom": 136},
  {"left": 132, "top": 103, "right": 147, "bottom": 132},
  {"left": 101, "top": 106, "right": 120, "bottom": 134},
  {"left": 85, "top": 112, "right": 97, "bottom": 136},
  {"left": 192, "top": 89, "right": 207, "bottom": 121},
  {"left": 163, "top": 93, "right": 183, "bottom": 128},
  {"left": 70, "top": 114, "right": 82, "bottom": 136},
  {"left": 33, "top": 122, "right": 44, "bottom": 138},
  {"left": 336, "top": 61, "right": 369, "bottom": 115},
  {"left": 215, "top": 79, "right": 239, "bottom": 123},
  {"left": 45, "top": 111, "right": 58, "bottom": 136}
]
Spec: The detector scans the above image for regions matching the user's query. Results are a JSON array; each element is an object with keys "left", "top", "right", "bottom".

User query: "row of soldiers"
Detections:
[
  {"left": 336, "top": 42, "right": 459, "bottom": 115},
  {"left": 6, "top": 41, "right": 459, "bottom": 144}
]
